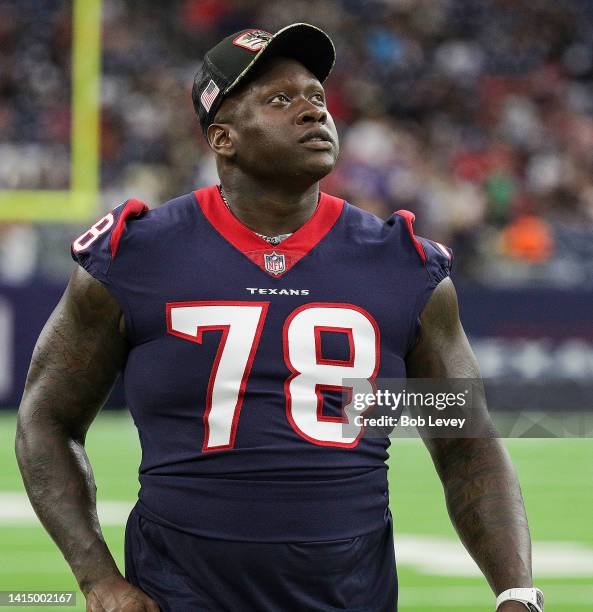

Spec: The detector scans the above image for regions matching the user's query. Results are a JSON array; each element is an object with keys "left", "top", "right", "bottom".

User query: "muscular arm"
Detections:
[
  {"left": 405, "top": 277, "right": 532, "bottom": 609},
  {"left": 15, "top": 267, "right": 157, "bottom": 611}
]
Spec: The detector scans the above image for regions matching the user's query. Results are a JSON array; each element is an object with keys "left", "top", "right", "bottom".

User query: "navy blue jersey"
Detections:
[{"left": 71, "top": 185, "right": 451, "bottom": 542}]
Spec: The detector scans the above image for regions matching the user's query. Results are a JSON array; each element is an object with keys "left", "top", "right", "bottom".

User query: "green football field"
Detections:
[{"left": 0, "top": 412, "right": 591, "bottom": 611}]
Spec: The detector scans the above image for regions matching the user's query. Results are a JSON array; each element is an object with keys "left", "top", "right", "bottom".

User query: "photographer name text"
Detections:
[{"left": 353, "top": 414, "right": 466, "bottom": 429}]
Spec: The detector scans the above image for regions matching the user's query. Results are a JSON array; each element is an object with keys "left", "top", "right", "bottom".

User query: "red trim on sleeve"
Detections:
[
  {"left": 110, "top": 198, "right": 149, "bottom": 258},
  {"left": 193, "top": 185, "right": 344, "bottom": 277},
  {"left": 395, "top": 209, "right": 427, "bottom": 264}
]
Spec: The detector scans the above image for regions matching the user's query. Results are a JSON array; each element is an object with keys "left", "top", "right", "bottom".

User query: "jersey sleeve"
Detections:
[
  {"left": 416, "top": 236, "right": 453, "bottom": 287},
  {"left": 70, "top": 198, "right": 148, "bottom": 340},
  {"left": 394, "top": 209, "right": 453, "bottom": 288},
  {"left": 392, "top": 209, "right": 454, "bottom": 352},
  {"left": 70, "top": 199, "right": 149, "bottom": 284}
]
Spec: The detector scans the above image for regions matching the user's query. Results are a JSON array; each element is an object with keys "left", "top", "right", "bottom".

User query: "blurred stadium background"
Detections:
[{"left": 0, "top": 0, "right": 592, "bottom": 610}]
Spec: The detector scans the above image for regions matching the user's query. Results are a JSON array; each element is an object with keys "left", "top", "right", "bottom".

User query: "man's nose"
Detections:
[{"left": 296, "top": 101, "right": 327, "bottom": 125}]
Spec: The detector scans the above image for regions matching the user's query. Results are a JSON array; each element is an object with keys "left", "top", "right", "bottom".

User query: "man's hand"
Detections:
[{"left": 85, "top": 575, "right": 160, "bottom": 612}]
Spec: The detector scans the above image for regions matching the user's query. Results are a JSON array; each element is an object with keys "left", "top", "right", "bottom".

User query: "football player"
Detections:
[{"left": 17, "top": 24, "right": 543, "bottom": 612}]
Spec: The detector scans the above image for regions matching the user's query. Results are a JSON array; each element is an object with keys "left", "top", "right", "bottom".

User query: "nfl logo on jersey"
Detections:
[{"left": 264, "top": 251, "right": 285, "bottom": 275}]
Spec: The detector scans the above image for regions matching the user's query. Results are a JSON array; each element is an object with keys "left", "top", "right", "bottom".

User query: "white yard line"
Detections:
[
  {"left": 0, "top": 492, "right": 133, "bottom": 526},
  {"left": 395, "top": 533, "right": 593, "bottom": 578},
  {"left": 1, "top": 493, "right": 592, "bottom": 579}
]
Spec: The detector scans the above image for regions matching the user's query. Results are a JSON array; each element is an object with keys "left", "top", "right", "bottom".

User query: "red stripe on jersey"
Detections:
[
  {"left": 395, "top": 209, "right": 426, "bottom": 264},
  {"left": 193, "top": 185, "right": 344, "bottom": 277},
  {"left": 110, "top": 198, "right": 149, "bottom": 259},
  {"left": 434, "top": 240, "right": 453, "bottom": 260}
]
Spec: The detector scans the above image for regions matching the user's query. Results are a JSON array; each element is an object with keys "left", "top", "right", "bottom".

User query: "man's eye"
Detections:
[
  {"left": 270, "top": 94, "right": 290, "bottom": 103},
  {"left": 311, "top": 93, "right": 325, "bottom": 104}
]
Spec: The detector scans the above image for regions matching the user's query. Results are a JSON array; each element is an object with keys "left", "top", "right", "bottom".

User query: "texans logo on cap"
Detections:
[{"left": 232, "top": 29, "right": 272, "bottom": 52}]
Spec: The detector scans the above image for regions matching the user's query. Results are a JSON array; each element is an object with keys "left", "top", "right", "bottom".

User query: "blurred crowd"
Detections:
[{"left": 2, "top": 0, "right": 593, "bottom": 286}]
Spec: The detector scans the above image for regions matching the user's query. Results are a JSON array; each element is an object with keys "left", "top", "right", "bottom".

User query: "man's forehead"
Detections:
[{"left": 215, "top": 56, "right": 323, "bottom": 120}]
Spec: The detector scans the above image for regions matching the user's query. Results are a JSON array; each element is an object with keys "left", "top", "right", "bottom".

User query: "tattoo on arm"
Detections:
[
  {"left": 432, "top": 437, "right": 532, "bottom": 594},
  {"left": 405, "top": 278, "right": 533, "bottom": 594},
  {"left": 15, "top": 266, "right": 128, "bottom": 592}
]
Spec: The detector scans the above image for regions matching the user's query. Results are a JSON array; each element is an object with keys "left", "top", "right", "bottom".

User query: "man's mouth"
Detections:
[
  {"left": 299, "top": 129, "right": 334, "bottom": 150},
  {"left": 301, "top": 139, "right": 333, "bottom": 150}
]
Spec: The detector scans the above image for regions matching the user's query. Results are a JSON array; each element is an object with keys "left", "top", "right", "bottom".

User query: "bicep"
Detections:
[
  {"left": 19, "top": 266, "right": 128, "bottom": 441},
  {"left": 405, "top": 277, "right": 495, "bottom": 463},
  {"left": 406, "top": 277, "right": 480, "bottom": 379}
]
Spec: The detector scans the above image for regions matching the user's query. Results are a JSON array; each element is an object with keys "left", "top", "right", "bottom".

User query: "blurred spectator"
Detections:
[
  {"left": 0, "top": 223, "right": 38, "bottom": 285},
  {"left": 2, "top": 0, "right": 593, "bottom": 287},
  {"left": 500, "top": 214, "right": 554, "bottom": 263}
]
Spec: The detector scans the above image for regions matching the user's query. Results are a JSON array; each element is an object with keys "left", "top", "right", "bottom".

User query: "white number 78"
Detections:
[{"left": 167, "top": 301, "right": 379, "bottom": 451}]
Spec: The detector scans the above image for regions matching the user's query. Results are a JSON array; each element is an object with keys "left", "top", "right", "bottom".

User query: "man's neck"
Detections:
[{"left": 219, "top": 177, "right": 320, "bottom": 237}]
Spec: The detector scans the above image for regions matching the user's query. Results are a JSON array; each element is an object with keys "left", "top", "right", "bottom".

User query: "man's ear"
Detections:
[{"left": 208, "top": 124, "right": 235, "bottom": 158}]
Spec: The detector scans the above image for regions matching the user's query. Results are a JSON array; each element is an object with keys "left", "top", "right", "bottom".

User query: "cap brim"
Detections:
[{"left": 225, "top": 23, "right": 336, "bottom": 94}]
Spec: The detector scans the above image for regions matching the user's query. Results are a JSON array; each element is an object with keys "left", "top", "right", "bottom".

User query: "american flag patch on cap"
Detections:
[{"left": 200, "top": 79, "right": 220, "bottom": 112}]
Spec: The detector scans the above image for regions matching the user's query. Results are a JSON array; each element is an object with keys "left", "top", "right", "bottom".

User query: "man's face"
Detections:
[{"left": 213, "top": 57, "right": 340, "bottom": 183}]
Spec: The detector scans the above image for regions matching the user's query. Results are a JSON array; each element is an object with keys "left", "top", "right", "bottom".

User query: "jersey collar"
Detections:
[{"left": 194, "top": 184, "right": 344, "bottom": 278}]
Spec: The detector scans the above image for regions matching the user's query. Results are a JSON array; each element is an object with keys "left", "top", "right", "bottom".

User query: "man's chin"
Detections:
[{"left": 299, "top": 155, "right": 337, "bottom": 183}]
